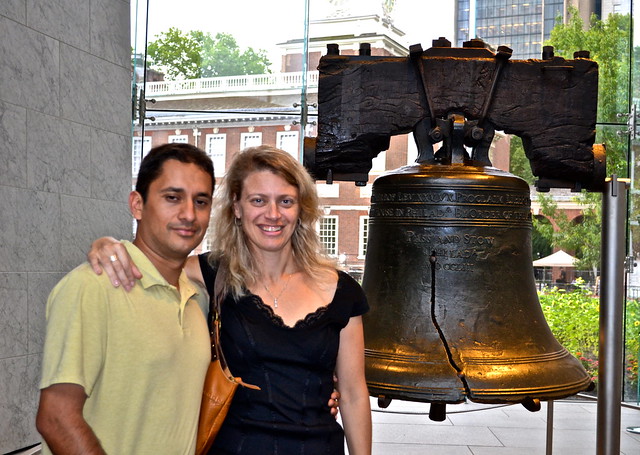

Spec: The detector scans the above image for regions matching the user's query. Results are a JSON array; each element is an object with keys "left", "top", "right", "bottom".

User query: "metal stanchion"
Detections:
[
  {"left": 546, "top": 400, "right": 554, "bottom": 455},
  {"left": 597, "top": 175, "right": 629, "bottom": 455}
]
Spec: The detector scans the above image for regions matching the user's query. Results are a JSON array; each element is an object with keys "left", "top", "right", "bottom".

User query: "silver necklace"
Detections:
[{"left": 263, "top": 274, "right": 293, "bottom": 308}]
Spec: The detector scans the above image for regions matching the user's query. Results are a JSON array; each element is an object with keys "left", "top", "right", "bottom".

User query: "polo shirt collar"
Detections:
[{"left": 121, "top": 241, "right": 198, "bottom": 296}]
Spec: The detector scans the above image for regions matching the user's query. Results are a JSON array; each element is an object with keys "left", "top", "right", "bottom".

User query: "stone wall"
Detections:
[{"left": 0, "top": 1, "right": 132, "bottom": 451}]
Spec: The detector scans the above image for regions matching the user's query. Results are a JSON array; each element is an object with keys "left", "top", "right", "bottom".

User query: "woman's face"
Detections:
[{"left": 233, "top": 170, "right": 300, "bottom": 255}]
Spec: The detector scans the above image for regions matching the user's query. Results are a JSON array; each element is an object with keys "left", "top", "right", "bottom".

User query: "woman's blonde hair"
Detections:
[{"left": 208, "top": 145, "right": 335, "bottom": 297}]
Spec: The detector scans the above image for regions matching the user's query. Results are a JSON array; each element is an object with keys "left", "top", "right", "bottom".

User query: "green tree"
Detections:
[
  {"left": 147, "top": 28, "right": 271, "bottom": 80},
  {"left": 534, "top": 192, "right": 601, "bottom": 274},
  {"left": 515, "top": 9, "right": 632, "bottom": 273},
  {"left": 508, "top": 135, "right": 535, "bottom": 185},
  {"left": 546, "top": 7, "right": 630, "bottom": 175}
]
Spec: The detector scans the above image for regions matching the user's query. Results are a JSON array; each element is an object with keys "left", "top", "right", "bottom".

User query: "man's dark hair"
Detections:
[{"left": 135, "top": 143, "right": 215, "bottom": 201}]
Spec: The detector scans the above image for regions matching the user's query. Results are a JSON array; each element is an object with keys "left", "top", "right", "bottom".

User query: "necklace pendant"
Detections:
[{"left": 274, "top": 298, "right": 278, "bottom": 308}]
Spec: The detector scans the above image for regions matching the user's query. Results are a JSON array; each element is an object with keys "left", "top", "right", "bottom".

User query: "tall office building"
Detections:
[{"left": 455, "top": 1, "right": 599, "bottom": 59}]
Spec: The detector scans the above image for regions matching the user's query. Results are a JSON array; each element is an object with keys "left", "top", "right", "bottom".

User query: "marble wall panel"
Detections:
[
  {"left": 28, "top": 272, "right": 66, "bottom": 355},
  {"left": 91, "top": 129, "right": 132, "bottom": 202},
  {"left": 0, "top": 356, "right": 39, "bottom": 453},
  {"left": 0, "top": 100, "right": 28, "bottom": 188},
  {"left": 59, "top": 44, "right": 131, "bottom": 135},
  {"left": 0, "top": 16, "right": 59, "bottom": 116},
  {"left": 0, "top": 0, "right": 27, "bottom": 24},
  {"left": 26, "top": 0, "right": 90, "bottom": 50},
  {"left": 26, "top": 111, "right": 92, "bottom": 196},
  {"left": 0, "top": 273, "right": 28, "bottom": 358},
  {"left": 91, "top": 0, "right": 131, "bottom": 67},
  {"left": 59, "top": 195, "right": 132, "bottom": 271},
  {"left": 1, "top": 0, "right": 131, "bottom": 450},
  {"left": 26, "top": 354, "right": 41, "bottom": 445},
  {"left": 0, "top": 188, "right": 61, "bottom": 273}
]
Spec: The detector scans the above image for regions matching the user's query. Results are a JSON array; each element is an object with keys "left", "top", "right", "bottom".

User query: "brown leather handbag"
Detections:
[{"left": 195, "top": 267, "right": 259, "bottom": 455}]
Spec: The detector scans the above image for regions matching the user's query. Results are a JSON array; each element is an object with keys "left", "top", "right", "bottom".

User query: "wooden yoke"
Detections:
[{"left": 306, "top": 37, "right": 604, "bottom": 193}]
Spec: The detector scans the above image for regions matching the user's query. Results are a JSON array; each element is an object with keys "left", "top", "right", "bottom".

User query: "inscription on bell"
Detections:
[
  {"left": 403, "top": 233, "right": 496, "bottom": 246},
  {"left": 399, "top": 230, "right": 495, "bottom": 271},
  {"left": 372, "top": 190, "right": 530, "bottom": 206},
  {"left": 369, "top": 206, "right": 531, "bottom": 221}
]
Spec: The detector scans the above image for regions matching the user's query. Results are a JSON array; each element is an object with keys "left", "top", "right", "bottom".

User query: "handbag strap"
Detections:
[
  {"left": 209, "top": 265, "right": 227, "bottom": 364},
  {"left": 208, "top": 263, "right": 260, "bottom": 390}
]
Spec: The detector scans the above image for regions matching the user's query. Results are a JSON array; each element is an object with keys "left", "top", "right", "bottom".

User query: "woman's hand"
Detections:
[{"left": 87, "top": 237, "right": 142, "bottom": 291}]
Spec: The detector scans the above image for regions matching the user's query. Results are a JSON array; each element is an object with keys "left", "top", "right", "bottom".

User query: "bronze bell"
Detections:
[
  {"left": 305, "top": 40, "right": 603, "bottom": 420},
  {"left": 362, "top": 145, "right": 592, "bottom": 417}
]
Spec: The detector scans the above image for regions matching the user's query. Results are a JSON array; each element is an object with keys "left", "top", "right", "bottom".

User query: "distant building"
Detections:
[{"left": 453, "top": 0, "right": 609, "bottom": 60}]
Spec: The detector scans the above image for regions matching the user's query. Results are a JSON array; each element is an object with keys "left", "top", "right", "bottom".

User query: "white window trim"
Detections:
[
  {"left": 318, "top": 215, "right": 338, "bottom": 257},
  {"left": 358, "top": 215, "right": 369, "bottom": 259},
  {"left": 205, "top": 133, "right": 227, "bottom": 177},
  {"left": 168, "top": 134, "right": 188, "bottom": 143},
  {"left": 132, "top": 136, "right": 152, "bottom": 176},
  {"left": 240, "top": 132, "right": 262, "bottom": 149},
  {"left": 276, "top": 131, "right": 299, "bottom": 158}
]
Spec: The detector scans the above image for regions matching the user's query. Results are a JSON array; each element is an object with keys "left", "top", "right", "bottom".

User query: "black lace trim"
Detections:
[{"left": 245, "top": 294, "right": 333, "bottom": 329}]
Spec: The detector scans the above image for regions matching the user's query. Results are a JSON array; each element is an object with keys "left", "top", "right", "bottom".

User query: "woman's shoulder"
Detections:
[
  {"left": 335, "top": 270, "right": 368, "bottom": 312},
  {"left": 336, "top": 269, "right": 361, "bottom": 289},
  {"left": 196, "top": 253, "right": 220, "bottom": 294}
]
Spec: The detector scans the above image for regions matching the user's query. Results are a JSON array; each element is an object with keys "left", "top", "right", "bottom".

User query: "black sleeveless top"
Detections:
[{"left": 198, "top": 254, "right": 369, "bottom": 455}]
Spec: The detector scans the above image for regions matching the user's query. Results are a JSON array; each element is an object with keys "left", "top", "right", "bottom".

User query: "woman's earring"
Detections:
[{"left": 235, "top": 217, "right": 242, "bottom": 226}]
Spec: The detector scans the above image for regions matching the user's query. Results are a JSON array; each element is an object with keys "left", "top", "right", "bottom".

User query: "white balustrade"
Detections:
[{"left": 144, "top": 71, "right": 319, "bottom": 97}]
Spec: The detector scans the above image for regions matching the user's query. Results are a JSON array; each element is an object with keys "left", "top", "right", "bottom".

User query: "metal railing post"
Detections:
[{"left": 597, "top": 175, "right": 629, "bottom": 455}]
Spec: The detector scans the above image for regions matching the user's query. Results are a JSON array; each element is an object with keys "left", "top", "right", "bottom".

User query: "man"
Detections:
[{"left": 36, "top": 143, "right": 214, "bottom": 454}]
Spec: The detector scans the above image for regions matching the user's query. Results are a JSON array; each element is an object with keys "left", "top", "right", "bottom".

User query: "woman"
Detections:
[{"left": 89, "top": 146, "right": 372, "bottom": 455}]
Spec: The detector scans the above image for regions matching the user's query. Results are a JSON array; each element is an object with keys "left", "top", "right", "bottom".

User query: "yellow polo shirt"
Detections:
[{"left": 40, "top": 241, "right": 210, "bottom": 454}]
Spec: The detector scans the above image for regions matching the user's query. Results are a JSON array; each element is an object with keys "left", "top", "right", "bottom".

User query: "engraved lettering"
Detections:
[
  {"left": 463, "top": 235, "right": 495, "bottom": 246},
  {"left": 404, "top": 231, "right": 432, "bottom": 244}
]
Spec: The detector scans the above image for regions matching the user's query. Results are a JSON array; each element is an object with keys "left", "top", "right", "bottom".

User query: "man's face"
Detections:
[{"left": 130, "top": 159, "right": 213, "bottom": 263}]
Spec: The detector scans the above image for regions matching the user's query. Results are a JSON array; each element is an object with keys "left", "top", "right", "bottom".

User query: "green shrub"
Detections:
[{"left": 539, "top": 278, "right": 640, "bottom": 399}]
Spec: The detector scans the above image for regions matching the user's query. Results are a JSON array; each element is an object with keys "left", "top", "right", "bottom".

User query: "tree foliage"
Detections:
[
  {"left": 546, "top": 7, "right": 630, "bottom": 176},
  {"left": 547, "top": 8, "right": 630, "bottom": 127},
  {"left": 147, "top": 28, "right": 271, "bottom": 80},
  {"left": 534, "top": 192, "right": 602, "bottom": 273},
  {"left": 509, "top": 135, "right": 535, "bottom": 185},
  {"left": 511, "top": 9, "right": 632, "bottom": 273}
]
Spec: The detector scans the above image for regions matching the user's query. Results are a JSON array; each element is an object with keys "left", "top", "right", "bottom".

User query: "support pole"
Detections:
[
  {"left": 298, "top": 0, "right": 310, "bottom": 162},
  {"left": 546, "top": 400, "right": 554, "bottom": 455},
  {"left": 597, "top": 175, "right": 629, "bottom": 455}
]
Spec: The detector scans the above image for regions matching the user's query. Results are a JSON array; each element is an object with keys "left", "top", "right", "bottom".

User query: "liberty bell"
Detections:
[{"left": 305, "top": 38, "right": 604, "bottom": 419}]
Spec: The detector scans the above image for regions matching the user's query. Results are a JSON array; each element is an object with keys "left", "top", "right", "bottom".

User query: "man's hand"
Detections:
[
  {"left": 87, "top": 237, "right": 142, "bottom": 291},
  {"left": 329, "top": 389, "right": 341, "bottom": 418}
]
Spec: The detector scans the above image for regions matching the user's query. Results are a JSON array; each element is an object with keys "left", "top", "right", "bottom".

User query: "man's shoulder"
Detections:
[
  {"left": 49, "top": 262, "right": 114, "bottom": 302},
  {"left": 57, "top": 262, "right": 108, "bottom": 285}
]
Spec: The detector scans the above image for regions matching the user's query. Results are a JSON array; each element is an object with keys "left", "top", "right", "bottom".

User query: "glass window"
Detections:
[
  {"left": 205, "top": 134, "right": 227, "bottom": 177},
  {"left": 241, "top": 132, "right": 262, "bottom": 149},
  {"left": 167, "top": 134, "right": 188, "bottom": 143},
  {"left": 132, "top": 136, "right": 152, "bottom": 176},
  {"left": 276, "top": 131, "right": 299, "bottom": 158},
  {"left": 318, "top": 216, "right": 338, "bottom": 256},
  {"left": 358, "top": 216, "right": 369, "bottom": 258},
  {"left": 130, "top": 0, "right": 640, "bottom": 414}
]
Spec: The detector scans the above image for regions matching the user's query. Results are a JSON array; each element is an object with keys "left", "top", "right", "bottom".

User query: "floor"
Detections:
[
  {"left": 15, "top": 397, "right": 640, "bottom": 455},
  {"left": 367, "top": 396, "right": 640, "bottom": 454}
]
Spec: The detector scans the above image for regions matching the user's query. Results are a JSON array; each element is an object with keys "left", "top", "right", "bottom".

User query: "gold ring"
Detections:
[{"left": 109, "top": 254, "right": 118, "bottom": 262}]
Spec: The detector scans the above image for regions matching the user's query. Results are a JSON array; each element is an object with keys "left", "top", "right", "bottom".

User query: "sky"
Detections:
[{"left": 131, "top": 0, "right": 456, "bottom": 66}]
